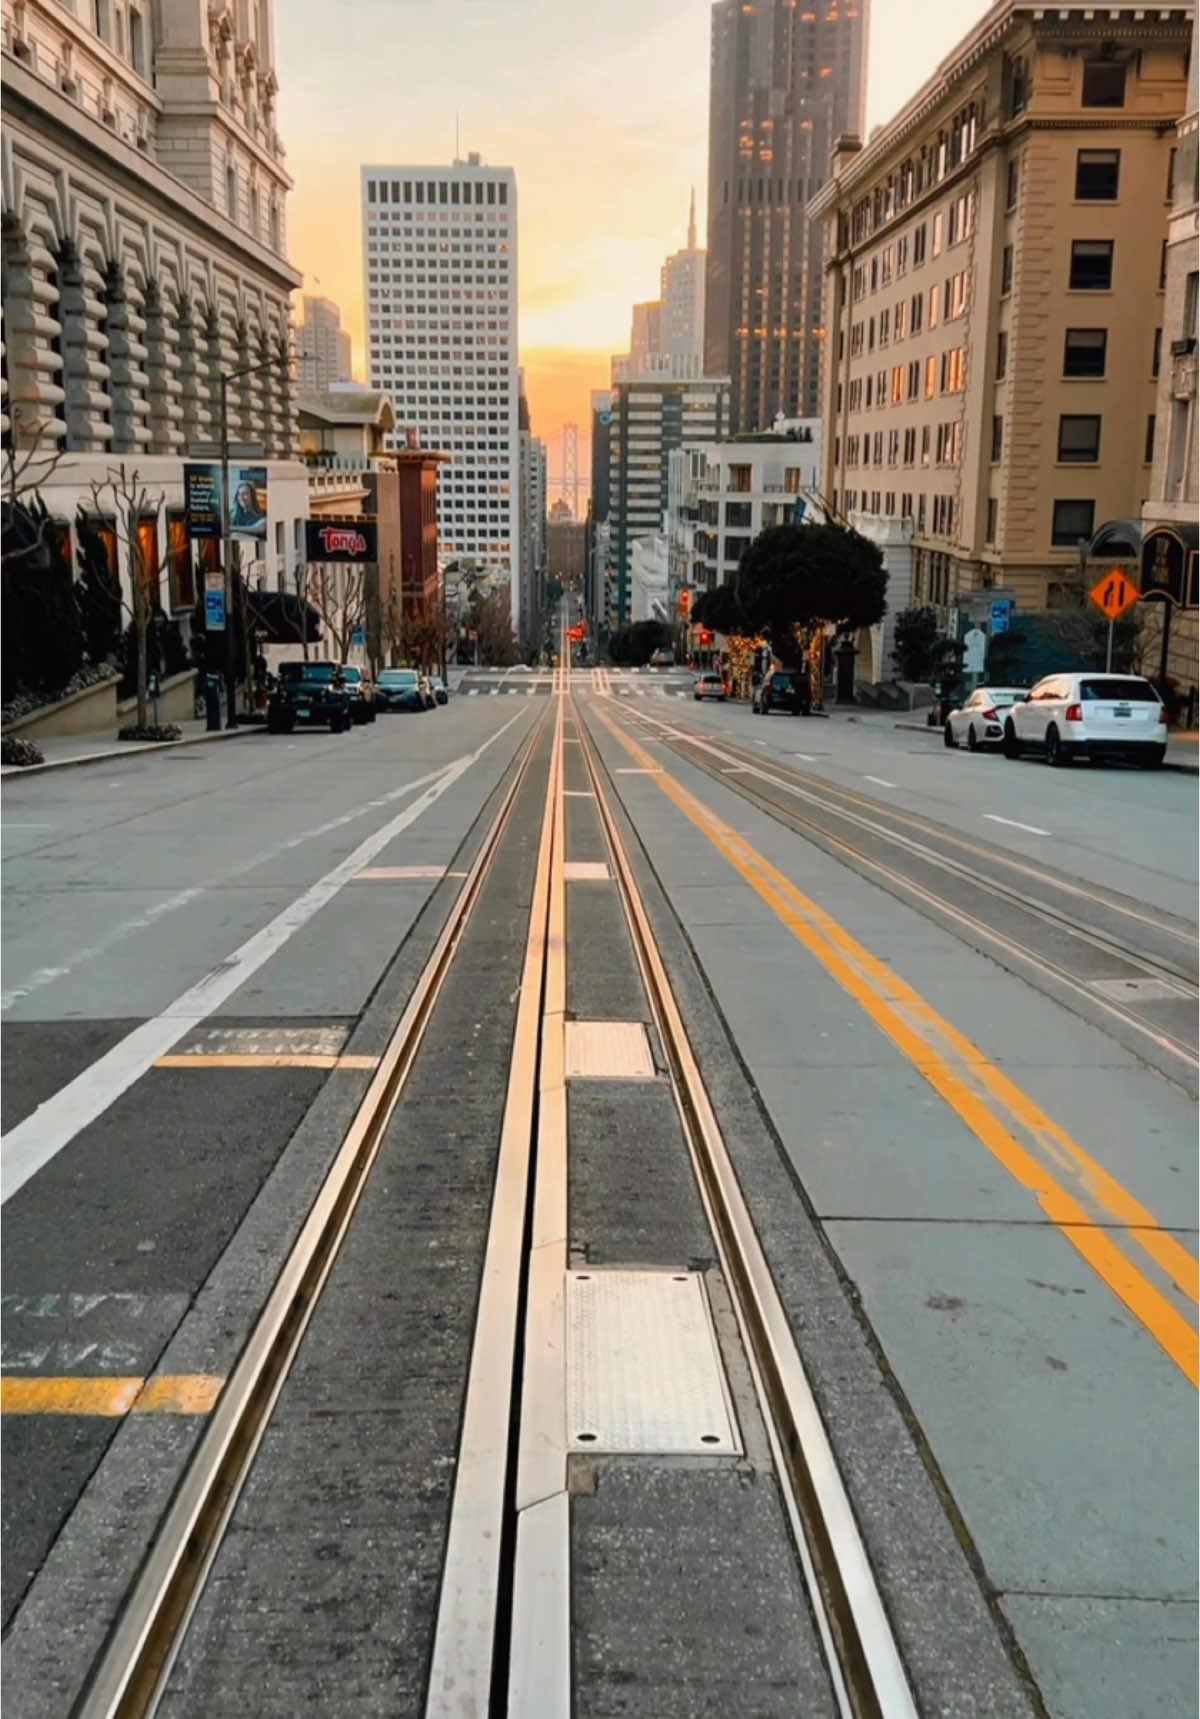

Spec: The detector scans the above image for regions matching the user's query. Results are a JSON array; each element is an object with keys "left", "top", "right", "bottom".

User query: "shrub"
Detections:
[
  {"left": 1, "top": 736, "right": 45, "bottom": 767},
  {"left": 118, "top": 723, "right": 183, "bottom": 743}
]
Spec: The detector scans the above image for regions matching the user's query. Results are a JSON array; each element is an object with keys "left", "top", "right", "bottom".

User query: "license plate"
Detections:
[
  {"left": 296, "top": 706, "right": 310, "bottom": 718},
  {"left": 1113, "top": 706, "right": 1131, "bottom": 719}
]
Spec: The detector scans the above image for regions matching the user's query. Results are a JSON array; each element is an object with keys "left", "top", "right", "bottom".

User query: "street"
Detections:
[{"left": 2, "top": 679, "right": 1196, "bottom": 1719}]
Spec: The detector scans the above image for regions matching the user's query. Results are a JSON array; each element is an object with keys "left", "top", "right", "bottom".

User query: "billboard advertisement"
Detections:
[
  {"left": 184, "top": 464, "right": 269, "bottom": 542},
  {"left": 305, "top": 519, "right": 379, "bottom": 563}
]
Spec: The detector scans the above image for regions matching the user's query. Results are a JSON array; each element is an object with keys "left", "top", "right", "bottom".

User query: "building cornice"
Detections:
[
  {"left": 2, "top": 55, "right": 301, "bottom": 292},
  {"left": 809, "top": 1, "right": 1191, "bottom": 219}
]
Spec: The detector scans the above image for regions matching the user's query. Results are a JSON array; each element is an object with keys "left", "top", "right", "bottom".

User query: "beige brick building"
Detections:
[
  {"left": 1140, "top": 15, "right": 1198, "bottom": 705},
  {"left": 810, "top": 0, "right": 1192, "bottom": 655}
]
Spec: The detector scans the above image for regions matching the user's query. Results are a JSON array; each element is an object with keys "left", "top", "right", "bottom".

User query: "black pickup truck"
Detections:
[{"left": 267, "top": 661, "right": 353, "bottom": 733}]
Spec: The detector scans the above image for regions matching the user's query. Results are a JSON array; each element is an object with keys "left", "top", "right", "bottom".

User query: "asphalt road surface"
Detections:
[{"left": 2, "top": 672, "right": 1195, "bottom": 1719}]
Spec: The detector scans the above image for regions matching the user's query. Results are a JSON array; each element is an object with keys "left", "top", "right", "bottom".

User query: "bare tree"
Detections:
[
  {"left": 85, "top": 463, "right": 176, "bottom": 729},
  {"left": 305, "top": 560, "right": 366, "bottom": 664}
]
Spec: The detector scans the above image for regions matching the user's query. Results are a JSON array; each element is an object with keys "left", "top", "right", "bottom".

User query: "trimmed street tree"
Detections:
[
  {"left": 735, "top": 521, "right": 887, "bottom": 667},
  {"left": 81, "top": 465, "right": 177, "bottom": 730}
]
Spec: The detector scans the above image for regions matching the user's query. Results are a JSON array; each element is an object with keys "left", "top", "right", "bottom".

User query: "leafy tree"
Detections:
[
  {"left": 735, "top": 522, "right": 887, "bottom": 667},
  {"left": 476, "top": 589, "right": 517, "bottom": 665},
  {"left": 607, "top": 618, "right": 671, "bottom": 666},
  {"left": 691, "top": 583, "right": 746, "bottom": 636},
  {"left": 1, "top": 497, "right": 85, "bottom": 698},
  {"left": 890, "top": 606, "right": 942, "bottom": 681}
]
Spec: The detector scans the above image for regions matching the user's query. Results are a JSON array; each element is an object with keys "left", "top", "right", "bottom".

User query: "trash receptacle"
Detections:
[{"left": 204, "top": 675, "right": 222, "bottom": 732}]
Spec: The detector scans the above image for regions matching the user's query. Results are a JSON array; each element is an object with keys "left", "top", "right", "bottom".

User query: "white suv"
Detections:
[{"left": 1003, "top": 673, "right": 1167, "bottom": 769}]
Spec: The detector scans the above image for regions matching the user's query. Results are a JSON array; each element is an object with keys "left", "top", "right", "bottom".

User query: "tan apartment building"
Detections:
[
  {"left": 1141, "top": 15, "right": 1198, "bottom": 706},
  {"left": 809, "top": 0, "right": 1192, "bottom": 652}
]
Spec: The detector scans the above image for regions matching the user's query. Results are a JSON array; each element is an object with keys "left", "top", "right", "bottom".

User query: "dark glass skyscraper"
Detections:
[{"left": 704, "top": 0, "right": 868, "bottom": 431}]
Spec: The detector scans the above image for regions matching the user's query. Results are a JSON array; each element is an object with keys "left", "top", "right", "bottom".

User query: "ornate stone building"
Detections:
[{"left": 1, "top": 0, "right": 305, "bottom": 607}]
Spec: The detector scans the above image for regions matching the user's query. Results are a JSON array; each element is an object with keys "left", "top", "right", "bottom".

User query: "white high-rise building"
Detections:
[
  {"left": 361, "top": 154, "right": 521, "bottom": 631},
  {"left": 660, "top": 192, "right": 705, "bottom": 378},
  {"left": 298, "top": 296, "right": 353, "bottom": 392}
]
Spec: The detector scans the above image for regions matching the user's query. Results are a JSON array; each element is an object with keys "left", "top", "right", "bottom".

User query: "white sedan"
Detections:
[{"left": 944, "top": 686, "right": 1026, "bottom": 751}]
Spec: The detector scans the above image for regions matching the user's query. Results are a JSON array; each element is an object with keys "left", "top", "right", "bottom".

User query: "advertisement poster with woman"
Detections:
[{"left": 229, "top": 466, "right": 268, "bottom": 538}]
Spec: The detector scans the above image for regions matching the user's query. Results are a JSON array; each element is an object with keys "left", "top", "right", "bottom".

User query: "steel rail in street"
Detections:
[
  {"left": 630, "top": 710, "right": 1198, "bottom": 968},
  {"left": 617, "top": 713, "right": 1199, "bottom": 1075},
  {"left": 575, "top": 702, "right": 920, "bottom": 1719},
  {"left": 71, "top": 713, "right": 549, "bottom": 1719}
]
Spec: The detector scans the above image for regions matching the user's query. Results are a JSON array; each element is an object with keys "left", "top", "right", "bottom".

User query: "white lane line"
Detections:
[
  {"left": 0, "top": 712, "right": 527, "bottom": 1203},
  {"left": 0, "top": 760, "right": 465, "bottom": 1014},
  {"left": 469, "top": 688, "right": 480, "bottom": 696},
  {"left": 864, "top": 775, "right": 897, "bottom": 788},
  {"left": 983, "top": 813, "right": 1051, "bottom": 837},
  {"left": 792, "top": 754, "right": 818, "bottom": 762}
]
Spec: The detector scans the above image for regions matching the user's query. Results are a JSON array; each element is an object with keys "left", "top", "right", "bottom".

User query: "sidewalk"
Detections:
[{"left": 1, "top": 718, "right": 265, "bottom": 778}]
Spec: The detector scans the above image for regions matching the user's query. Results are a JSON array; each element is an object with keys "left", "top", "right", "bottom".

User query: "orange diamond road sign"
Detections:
[{"left": 1089, "top": 570, "right": 1139, "bottom": 619}]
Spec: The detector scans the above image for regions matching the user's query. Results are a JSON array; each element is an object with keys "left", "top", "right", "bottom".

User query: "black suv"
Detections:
[
  {"left": 753, "top": 668, "right": 811, "bottom": 716},
  {"left": 268, "top": 661, "right": 353, "bottom": 733}
]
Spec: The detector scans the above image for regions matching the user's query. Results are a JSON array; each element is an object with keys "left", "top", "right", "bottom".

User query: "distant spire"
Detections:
[{"left": 687, "top": 186, "right": 697, "bottom": 250}]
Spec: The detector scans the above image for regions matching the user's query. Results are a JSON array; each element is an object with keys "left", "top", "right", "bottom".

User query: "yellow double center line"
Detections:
[{"left": 590, "top": 703, "right": 1199, "bottom": 1387}]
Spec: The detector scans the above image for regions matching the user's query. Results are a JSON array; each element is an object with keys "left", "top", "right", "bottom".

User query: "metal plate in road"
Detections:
[
  {"left": 564, "top": 1020, "right": 655, "bottom": 1079},
  {"left": 565, "top": 1270, "right": 742, "bottom": 1454}
]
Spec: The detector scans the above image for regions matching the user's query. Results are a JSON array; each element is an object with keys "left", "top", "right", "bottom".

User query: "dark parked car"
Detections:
[
  {"left": 753, "top": 668, "right": 811, "bottom": 716},
  {"left": 340, "top": 665, "right": 376, "bottom": 724},
  {"left": 375, "top": 668, "right": 426, "bottom": 712},
  {"left": 267, "top": 661, "right": 352, "bottom": 733}
]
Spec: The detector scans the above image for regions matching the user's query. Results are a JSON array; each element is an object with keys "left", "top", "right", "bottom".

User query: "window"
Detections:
[
  {"left": 1051, "top": 498, "right": 1095, "bottom": 545},
  {"left": 996, "top": 331, "right": 1008, "bottom": 379},
  {"left": 1159, "top": 239, "right": 1168, "bottom": 290},
  {"left": 1152, "top": 326, "right": 1161, "bottom": 376},
  {"left": 166, "top": 512, "right": 194, "bottom": 609},
  {"left": 913, "top": 224, "right": 927, "bottom": 265},
  {"left": 1063, "top": 327, "right": 1107, "bottom": 377},
  {"left": 1144, "top": 414, "right": 1156, "bottom": 465},
  {"left": 1082, "top": 59, "right": 1126, "bottom": 107},
  {"left": 932, "top": 212, "right": 944, "bottom": 256},
  {"left": 226, "top": 159, "right": 238, "bottom": 217},
  {"left": 991, "top": 416, "right": 1003, "bottom": 461},
  {"left": 1001, "top": 244, "right": 1014, "bottom": 295},
  {"left": 903, "top": 427, "right": 917, "bottom": 464},
  {"left": 925, "top": 355, "right": 937, "bottom": 398},
  {"left": 725, "top": 501, "right": 752, "bottom": 528},
  {"left": 1006, "top": 159, "right": 1019, "bottom": 211},
  {"left": 1057, "top": 414, "right": 1101, "bottom": 462},
  {"left": 1069, "top": 240, "right": 1113, "bottom": 289},
  {"left": 928, "top": 283, "right": 940, "bottom": 329},
  {"left": 1076, "top": 149, "right": 1120, "bottom": 200},
  {"left": 129, "top": 7, "right": 145, "bottom": 74},
  {"left": 986, "top": 497, "right": 998, "bottom": 544},
  {"left": 911, "top": 292, "right": 923, "bottom": 333},
  {"left": 921, "top": 424, "right": 931, "bottom": 466}
]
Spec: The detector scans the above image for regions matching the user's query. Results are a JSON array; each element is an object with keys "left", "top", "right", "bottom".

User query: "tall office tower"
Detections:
[
  {"left": 361, "top": 155, "right": 521, "bottom": 632},
  {"left": 298, "top": 296, "right": 353, "bottom": 392},
  {"left": 660, "top": 190, "right": 706, "bottom": 377},
  {"left": 608, "top": 376, "right": 730, "bottom": 629},
  {"left": 518, "top": 370, "right": 548, "bottom": 652},
  {"left": 704, "top": 0, "right": 868, "bottom": 429}
]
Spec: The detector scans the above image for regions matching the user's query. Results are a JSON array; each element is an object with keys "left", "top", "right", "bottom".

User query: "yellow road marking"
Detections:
[
  {"left": 154, "top": 1054, "right": 380, "bottom": 1070},
  {"left": 2, "top": 1373, "right": 224, "bottom": 1416},
  {"left": 590, "top": 703, "right": 1199, "bottom": 1386}
]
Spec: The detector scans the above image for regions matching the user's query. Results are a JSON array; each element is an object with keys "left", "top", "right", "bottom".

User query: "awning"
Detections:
[
  {"left": 1140, "top": 521, "right": 1199, "bottom": 608},
  {"left": 245, "top": 588, "right": 324, "bottom": 643}
]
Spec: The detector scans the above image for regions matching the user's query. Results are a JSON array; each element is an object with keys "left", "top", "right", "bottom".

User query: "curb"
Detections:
[
  {"left": 891, "top": 718, "right": 1198, "bottom": 774},
  {"left": 1, "top": 724, "right": 264, "bottom": 779}
]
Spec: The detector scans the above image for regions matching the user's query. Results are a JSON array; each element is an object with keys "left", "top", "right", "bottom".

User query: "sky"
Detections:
[{"left": 277, "top": 0, "right": 994, "bottom": 502}]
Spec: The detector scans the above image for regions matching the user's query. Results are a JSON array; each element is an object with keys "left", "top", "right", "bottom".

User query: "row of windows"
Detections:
[
  {"left": 848, "top": 271, "right": 969, "bottom": 356},
  {"left": 841, "top": 416, "right": 962, "bottom": 470},
  {"left": 850, "top": 195, "right": 974, "bottom": 302},
  {"left": 995, "top": 324, "right": 1163, "bottom": 382},
  {"left": 366, "top": 178, "right": 509, "bottom": 207},
  {"left": 839, "top": 59, "right": 1146, "bottom": 255}
]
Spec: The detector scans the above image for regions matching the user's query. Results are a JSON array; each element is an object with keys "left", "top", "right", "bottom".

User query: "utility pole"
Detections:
[{"left": 219, "top": 349, "right": 291, "bottom": 726}]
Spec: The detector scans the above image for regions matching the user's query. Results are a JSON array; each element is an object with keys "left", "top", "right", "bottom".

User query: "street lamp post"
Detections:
[{"left": 219, "top": 350, "right": 290, "bottom": 727}]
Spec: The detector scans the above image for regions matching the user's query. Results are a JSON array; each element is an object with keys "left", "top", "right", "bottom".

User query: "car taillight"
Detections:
[
  {"left": 1066, "top": 703, "right": 1083, "bottom": 723},
  {"left": 982, "top": 708, "right": 998, "bottom": 722}
]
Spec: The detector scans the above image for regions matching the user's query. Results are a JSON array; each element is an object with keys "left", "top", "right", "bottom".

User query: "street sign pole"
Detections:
[{"left": 1106, "top": 614, "right": 1114, "bottom": 673}]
